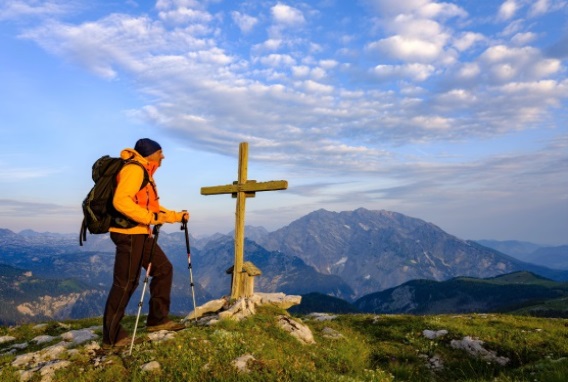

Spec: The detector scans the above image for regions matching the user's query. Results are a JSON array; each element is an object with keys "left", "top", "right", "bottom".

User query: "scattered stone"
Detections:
[
  {"left": 321, "top": 327, "right": 343, "bottom": 339},
  {"left": 306, "top": 313, "right": 337, "bottom": 321},
  {"left": 147, "top": 330, "right": 177, "bottom": 342},
  {"left": 277, "top": 315, "right": 315, "bottom": 344},
  {"left": 426, "top": 354, "right": 444, "bottom": 371},
  {"left": 141, "top": 361, "right": 161, "bottom": 372},
  {"left": 0, "top": 335, "right": 16, "bottom": 344},
  {"left": 12, "top": 352, "right": 35, "bottom": 368},
  {"left": 32, "top": 335, "right": 57, "bottom": 345},
  {"left": 17, "top": 368, "right": 38, "bottom": 382},
  {"left": 199, "top": 316, "right": 221, "bottom": 326},
  {"left": 57, "top": 322, "right": 71, "bottom": 330},
  {"left": 252, "top": 293, "right": 302, "bottom": 310},
  {"left": 1, "top": 348, "right": 17, "bottom": 356},
  {"left": 12, "top": 342, "right": 68, "bottom": 368},
  {"left": 32, "top": 324, "right": 48, "bottom": 331},
  {"left": 423, "top": 329, "right": 448, "bottom": 339},
  {"left": 61, "top": 328, "right": 98, "bottom": 345},
  {"left": 39, "top": 360, "right": 72, "bottom": 382},
  {"left": 11, "top": 342, "right": 29, "bottom": 350},
  {"left": 232, "top": 354, "right": 255, "bottom": 373},
  {"left": 184, "top": 298, "right": 228, "bottom": 322},
  {"left": 84, "top": 341, "right": 101, "bottom": 354},
  {"left": 450, "top": 336, "right": 510, "bottom": 366}
]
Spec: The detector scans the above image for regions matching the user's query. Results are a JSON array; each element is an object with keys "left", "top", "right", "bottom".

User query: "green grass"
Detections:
[{"left": 1, "top": 309, "right": 567, "bottom": 381}]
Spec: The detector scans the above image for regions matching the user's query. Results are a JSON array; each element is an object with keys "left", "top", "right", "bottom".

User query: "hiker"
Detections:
[{"left": 102, "top": 138, "right": 189, "bottom": 349}]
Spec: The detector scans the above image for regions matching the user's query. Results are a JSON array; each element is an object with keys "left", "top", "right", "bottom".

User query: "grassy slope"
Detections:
[{"left": 1, "top": 307, "right": 567, "bottom": 382}]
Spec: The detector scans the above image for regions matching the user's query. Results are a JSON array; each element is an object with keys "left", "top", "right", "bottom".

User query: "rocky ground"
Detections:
[{"left": 0, "top": 293, "right": 316, "bottom": 382}]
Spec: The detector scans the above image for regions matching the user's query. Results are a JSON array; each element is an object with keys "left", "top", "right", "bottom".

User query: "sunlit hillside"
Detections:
[{"left": 1, "top": 306, "right": 567, "bottom": 381}]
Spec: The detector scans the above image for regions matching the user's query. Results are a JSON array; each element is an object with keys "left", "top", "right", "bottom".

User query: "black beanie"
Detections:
[{"left": 134, "top": 138, "right": 162, "bottom": 157}]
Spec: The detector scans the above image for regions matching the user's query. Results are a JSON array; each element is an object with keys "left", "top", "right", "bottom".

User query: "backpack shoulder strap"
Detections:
[{"left": 123, "top": 160, "right": 150, "bottom": 190}]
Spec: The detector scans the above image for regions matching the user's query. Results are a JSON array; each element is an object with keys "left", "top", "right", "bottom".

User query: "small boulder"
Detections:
[
  {"left": 277, "top": 316, "right": 315, "bottom": 344},
  {"left": 232, "top": 354, "right": 255, "bottom": 373}
]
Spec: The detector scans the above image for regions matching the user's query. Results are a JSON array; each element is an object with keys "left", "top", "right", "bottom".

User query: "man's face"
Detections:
[{"left": 147, "top": 150, "right": 165, "bottom": 167}]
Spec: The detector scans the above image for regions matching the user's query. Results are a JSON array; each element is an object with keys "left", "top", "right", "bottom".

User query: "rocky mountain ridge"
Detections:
[
  {"left": 255, "top": 208, "right": 568, "bottom": 298},
  {"left": 1, "top": 208, "right": 567, "bottom": 324}
]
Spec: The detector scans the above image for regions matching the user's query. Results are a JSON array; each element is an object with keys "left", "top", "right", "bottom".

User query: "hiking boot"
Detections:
[
  {"left": 146, "top": 320, "right": 186, "bottom": 332},
  {"left": 102, "top": 336, "right": 143, "bottom": 351}
]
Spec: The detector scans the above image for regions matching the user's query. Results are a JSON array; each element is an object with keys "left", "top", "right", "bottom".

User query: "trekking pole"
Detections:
[
  {"left": 129, "top": 224, "right": 162, "bottom": 356},
  {"left": 181, "top": 217, "right": 198, "bottom": 322}
]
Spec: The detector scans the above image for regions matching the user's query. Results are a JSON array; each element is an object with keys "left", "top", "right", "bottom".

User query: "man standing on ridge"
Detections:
[{"left": 103, "top": 138, "right": 188, "bottom": 350}]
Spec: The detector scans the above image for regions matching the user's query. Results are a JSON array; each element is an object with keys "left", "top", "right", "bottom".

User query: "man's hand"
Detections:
[{"left": 179, "top": 210, "right": 190, "bottom": 223}]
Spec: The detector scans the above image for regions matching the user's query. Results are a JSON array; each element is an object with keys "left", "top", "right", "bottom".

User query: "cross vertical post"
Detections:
[
  {"left": 233, "top": 142, "right": 248, "bottom": 299},
  {"left": 201, "top": 142, "right": 288, "bottom": 300}
]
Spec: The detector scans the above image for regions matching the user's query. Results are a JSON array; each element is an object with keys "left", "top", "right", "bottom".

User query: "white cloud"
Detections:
[
  {"left": 415, "top": 1, "right": 467, "bottom": 19},
  {"left": 366, "top": 0, "right": 466, "bottom": 19},
  {"left": 501, "top": 79, "right": 560, "bottom": 95},
  {"left": 453, "top": 32, "right": 485, "bottom": 52},
  {"left": 529, "top": 0, "right": 550, "bottom": 17},
  {"left": 271, "top": 3, "right": 305, "bottom": 26},
  {"left": 292, "top": 65, "right": 310, "bottom": 77},
  {"left": 188, "top": 47, "right": 233, "bottom": 65},
  {"left": 155, "top": 0, "right": 202, "bottom": 11},
  {"left": 300, "top": 80, "right": 334, "bottom": 94},
  {"left": 0, "top": 0, "right": 76, "bottom": 20},
  {"left": 231, "top": 11, "right": 258, "bottom": 33},
  {"left": 510, "top": 32, "right": 537, "bottom": 45},
  {"left": 372, "top": 63, "right": 435, "bottom": 81},
  {"left": 479, "top": 45, "right": 561, "bottom": 82},
  {"left": 365, "top": 2, "right": 467, "bottom": 67},
  {"left": 254, "top": 38, "right": 282, "bottom": 52},
  {"left": 436, "top": 88, "right": 477, "bottom": 105},
  {"left": 320, "top": 59, "right": 338, "bottom": 69},
  {"left": 368, "top": 35, "right": 443, "bottom": 62},
  {"left": 0, "top": 199, "right": 76, "bottom": 217},
  {"left": 259, "top": 53, "right": 296, "bottom": 67},
  {"left": 411, "top": 115, "right": 453, "bottom": 130},
  {"left": 497, "top": 0, "right": 518, "bottom": 21},
  {"left": 455, "top": 62, "right": 481, "bottom": 80},
  {"left": 12, "top": 0, "right": 568, "bottom": 180},
  {"left": 385, "top": 13, "right": 444, "bottom": 37},
  {"left": 158, "top": 7, "right": 213, "bottom": 25}
]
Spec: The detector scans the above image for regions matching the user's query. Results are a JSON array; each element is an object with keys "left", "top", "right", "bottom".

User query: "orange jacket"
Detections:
[{"left": 110, "top": 148, "right": 184, "bottom": 235}]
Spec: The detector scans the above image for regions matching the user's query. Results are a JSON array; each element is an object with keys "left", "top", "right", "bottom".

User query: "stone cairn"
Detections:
[
  {"left": 183, "top": 292, "right": 300, "bottom": 324},
  {"left": 182, "top": 292, "right": 316, "bottom": 345}
]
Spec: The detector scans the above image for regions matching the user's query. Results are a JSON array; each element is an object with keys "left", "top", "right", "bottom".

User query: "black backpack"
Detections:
[{"left": 79, "top": 155, "right": 149, "bottom": 246}]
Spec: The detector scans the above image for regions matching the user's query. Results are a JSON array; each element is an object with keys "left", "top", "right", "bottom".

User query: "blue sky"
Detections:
[{"left": 0, "top": 0, "right": 567, "bottom": 245}]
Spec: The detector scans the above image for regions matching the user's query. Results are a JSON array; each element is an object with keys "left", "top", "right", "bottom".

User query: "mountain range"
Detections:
[
  {"left": 1, "top": 208, "right": 567, "bottom": 324},
  {"left": 253, "top": 208, "right": 568, "bottom": 299}
]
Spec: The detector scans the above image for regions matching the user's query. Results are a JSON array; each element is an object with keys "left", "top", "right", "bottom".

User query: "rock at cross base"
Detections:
[{"left": 182, "top": 292, "right": 301, "bottom": 323}]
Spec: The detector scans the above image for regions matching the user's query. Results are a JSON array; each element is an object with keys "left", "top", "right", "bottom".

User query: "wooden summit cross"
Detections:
[{"left": 201, "top": 142, "right": 288, "bottom": 300}]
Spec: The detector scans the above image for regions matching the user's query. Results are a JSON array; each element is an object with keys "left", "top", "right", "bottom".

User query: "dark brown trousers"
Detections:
[{"left": 103, "top": 232, "right": 173, "bottom": 345}]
